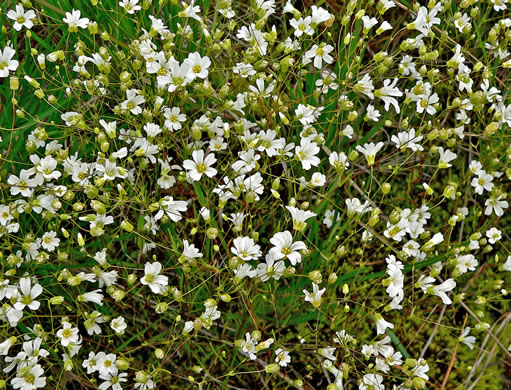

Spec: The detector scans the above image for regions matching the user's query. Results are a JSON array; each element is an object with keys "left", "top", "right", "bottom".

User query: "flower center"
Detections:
[
  {"left": 21, "top": 295, "right": 34, "bottom": 305},
  {"left": 172, "top": 76, "right": 184, "bottom": 86},
  {"left": 145, "top": 274, "right": 155, "bottom": 283},
  {"left": 25, "top": 374, "right": 35, "bottom": 384},
  {"left": 196, "top": 163, "right": 207, "bottom": 173}
]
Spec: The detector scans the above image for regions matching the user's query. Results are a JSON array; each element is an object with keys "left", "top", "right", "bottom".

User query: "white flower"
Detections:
[
  {"left": 0, "top": 337, "right": 16, "bottom": 356},
  {"left": 329, "top": 151, "right": 349, "bottom": 171},
  {"left": 183, "top": 149, "right": 217, "bottom": 181},
  {"left": 57, "top": 322, "right": 80, "bottom": 347},
  {"left": 121, "top": 89, "right": 145, "bottom": 115},
  {"left": 374, "top": 314, "right": 394, "bottom": 335},
  {"left": 365, "top": 104, "right": 381, "bottom": 121},
  {"left": 180, "top": 1, "right": 202, "bottom": 21},
  {"left": 414, "top": 5, "right": 441, "bottom": 35},
  {"left": 119, "top": 0, "right": 141, "bottom": 14},
  {"left": 412, "top": 358, "right": 430, "bottom": 380},
  {"left": 437, "top": 147, "right": 457, "bottom": 168},
  {"left": 303, "top": 283, "right": 326, "bottom": 308},
  {"left": 41, "top": 231, "right": 60, "bottom": 251},
  {"left": 310, "top": 172, "right": 326, "bottom": 187},
  {"left": 234, "top": 263, "right": 257, "bottom": 281},
  {"left": 486, "top": 227, "right": 502, "bottom": 244},
  {"left": 7, "top": 5, "right": 36, "bottom": 31},
  {"left": 485, "top": 195, "right": 508, "bottom": 217},
  {"left": 163, "top": 107, "right": 186, "bottom": 131},
  {"left": 502, "top": 256, "right": 511, "bottom": 271},
  {"left": 311, "top": 5, "right": 332, "bottom": 25},
  {"left": 275, "top": 348, "right": 291, "bottom": 367},
  {"left": 344, "top": 198, "right": 371, "bottom": 217},
  {"left": 160, "top": 58, "right": 192, "bottom": 92},
  {"left": 295, "top": 104, "right": 321, "bottom": 125},
  {"left": 233, "top": 62, "right": 256, "bottom": 78},
  {"left": 231, "top": 150, "right": 260, "bottom": 174},
  {"left": 303, "top": 44, "right": 334, "bottom": 68},
  {"left": 269, "top": 231, "right": 306, "bottom": 265},
  {"left": 134, "top": 371, "right": 155, "bottom": 390},
  {"left": 319, "top": 347, "right": 336, "bottom": 361},
  {"left": 286, "top": 206, "right": 317, "bottom": 231},
  {"left": 459, "top": 327, "right": 476, "bottom": 350},
  {"left": 391, "top": 128, "right": 424, "bottom": 152},
  {"left": 63, "top": 9, "right": 89, "bottom": 32},
  {"left": 356, "top": 142, "right": 384, "bottom": 166},
  {"left": 256, "top": 255, "right": 286, "bottom": 282},
  {"left": 231, "top": 236, "right": 262, "bottom": 261},
  {"left": 0, "top": 46, "right": 19, "bottom": 78},
  {"left": 375, "top": 78, "right": 402, "bottom": 112},
  {"left": 385, "top": 255, "right": 404, "bottom": 308},
  {"left": 455, "top": 254, "right": 478, "bottom": 274},
  {"left": 323, "top": 209, "right": 340, "bottom": 228},
  {"left": 185, "top": 52, "right": 211, "bottom": 79},
  {"left": 110, "top": 316, "right": 127, "bottom": 334},
  {"left": 290, "top": 16, "right": 313, "bottom": 37},
  {"left": 354, "top": 73, "right": 374, "bottom": 99},
  {"left": 14, "top": 277, "right": 43, "bottom": 311},
  {"left": 83, "top": 351, "right": 101, "bottom": 374},
  {"left": 79, "top": 290, "right": 104, "bottom": 306},
  {"left": 379, "top": 0, "right": 396, "bottom": 12},
  {"left": 236, "top": 23, "right": 268, "bottom": 55},
  {"left": 143, "top": 123, "right": 162, "bottom": 138},
  {"left": 154, "top": 196, "right": 187, "bottom": 222},
  {"left": 471, "top": 171, "right": 494, "bottom": 194},
  {"left": 362, "top": 16, "right": 378, "bottom": 33},
  {"left": 11, "top": 364, "right": 46, "bottom": 389},
  {"left": 295, "top": 139, "right": 320, "bottom": 170},
  {"left": 429, "top": 279, "right": 456, "bottom": 305},
  {"left": 7, "top": 169, "right": 38, "bottom": 197},
  {"left": 360, "top": 373, "right": 384, "bottom": 390},
  {"left": 140, "top": 262, "right": 168, "bottom": 294},
  {"left": 99, "top": 368, "right": 128, "bottom": 390}
]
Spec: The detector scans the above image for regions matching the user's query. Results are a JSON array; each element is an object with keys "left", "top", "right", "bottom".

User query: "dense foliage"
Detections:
[{"left": 0, "top": 0, "right": 510, "bottom": 388}]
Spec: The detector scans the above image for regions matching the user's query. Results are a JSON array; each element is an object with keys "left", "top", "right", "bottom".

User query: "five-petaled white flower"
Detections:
[
  {"left": 0, "top": 46, "right": 19, "bottom": 78},
  {"left": 231, "top": 236, "right": 262, "bottom": 261},
  {"left": 183, "top": 150, "right": 218, "bottom": 181},
  {"left": 7, "top": 5, "right": 36, "bottom": 31},
  {"left": 56, "top": 321, "right": 80, "bottom": 347},
  {"left": 269, "top": 230, "right": 306, "bottom": 265},
  {"left": 14, "top": 277, "right": 43, "bottom": 311},
  {"left": 303, "top": 283, "right": 326, "bottom": 308},
  {"left": 140, "top": 261, "right": 168, "bottom": 294},
  {"left": 121, "top": 89, "right": 145, "bottom": 115},
  {"left": 63, "top": 9, "right": 89, "bottom": 32}
]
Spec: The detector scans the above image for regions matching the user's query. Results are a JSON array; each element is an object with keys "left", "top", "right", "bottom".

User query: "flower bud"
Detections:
[
  {"left": 50, "top": 296, "right": 65, "bottom": 305},
  {"left": 309, "top": 270, "right": 322, "bottom": 284},
  {"left": 155, "top": 348, "right": 165, "bottom": 359},
  {"left": 265, "top": 363, "right": 280, "bottom": 374}
]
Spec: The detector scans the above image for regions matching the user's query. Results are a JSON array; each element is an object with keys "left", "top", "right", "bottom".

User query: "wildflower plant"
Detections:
[{"left": 0, "top": 0, "right": 510, "bottom": 388}]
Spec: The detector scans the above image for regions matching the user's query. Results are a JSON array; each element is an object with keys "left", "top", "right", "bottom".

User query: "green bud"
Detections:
[
  {"left": 265, "top": 363, "right": 280, "bottom": 374},
  {"left": 120, "top": 220, "right": 134, "bottom": 232}
]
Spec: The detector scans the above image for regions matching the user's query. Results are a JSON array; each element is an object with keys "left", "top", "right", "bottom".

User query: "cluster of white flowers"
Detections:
[{"left": 1, "top": 0, "right": 510, "bottom": 388}]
